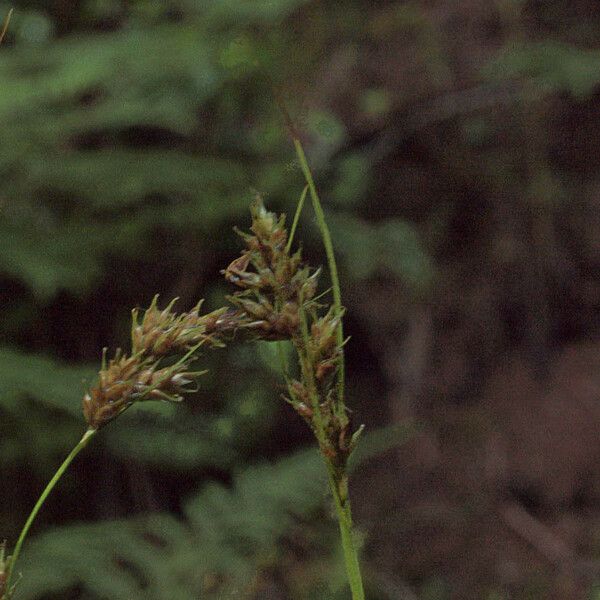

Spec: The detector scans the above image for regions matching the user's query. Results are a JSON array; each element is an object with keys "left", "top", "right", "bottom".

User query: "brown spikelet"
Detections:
[
  {"left": 83, "top": 351, "right": 144, "bottom": 429},
  {"left": 131, "top": 296, "right": 235, "bottom": 356},
  {"left": 82, "top": 349, "right": 207, "bottom": 430},
  {"left": 84, "top": 297, "right": 233, "bottom": 430},
  {"left": 223, "top": 197, "right": 320, "bottom": 340},
  {"left": 223, "top": 199, "right": 359, "bottom": 476}
]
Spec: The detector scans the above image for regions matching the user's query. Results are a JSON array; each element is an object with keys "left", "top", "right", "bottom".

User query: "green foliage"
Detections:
[
  {"left": 330, "top": 214, "right": 434, "bottom": 294},
  {"left": 0, "top": 343, "right": 279, "bottom": 471},
  {"left": 483, "top": 41, "right": 600, "bottom": 98},
  {"left": 0, "top": 347, "right": 93, "bottom": 472},
  {"left": 0, "top": 0, "right": 324, "bottom": 496},
  {"left": 0, "top": 5, "right": 307, "bottom": 299},
  {"left": 0, "top": 347, "right": 92, "bottom": 417},
  {"left": 9, "top": 0, "right": 598, "bottom": 596},
  {"left": 102, "top": 404, "right": 239, "bottom": 471},
  {"left": 0, "top": 0, "right": 422, "bottom": 304},
  {"left": 105, "top": 378, "right": 276, "bottom": 470}
]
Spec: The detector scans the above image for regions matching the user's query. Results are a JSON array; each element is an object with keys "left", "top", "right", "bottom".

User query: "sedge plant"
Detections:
[
  {"left": 223, "top": 162, "right": 366, "bottom": 598},
  {"left": 1, "top": 142, "right": 366, "bottom": 600}
]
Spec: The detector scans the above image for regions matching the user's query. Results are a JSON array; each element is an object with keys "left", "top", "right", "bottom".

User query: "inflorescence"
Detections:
[
  {"left": 83, "top": 297, "right": 240, "bottom": 430},
  {"left": 82, "top": 199, "right": 361, "bottom": 500},
  {"left": 223, "top": 198, "right": 362, "bottom": 500}
]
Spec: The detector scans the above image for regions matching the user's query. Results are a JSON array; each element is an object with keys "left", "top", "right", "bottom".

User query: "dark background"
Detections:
[{"left": 1, "top": 1, "right": 600, "bottom": 598}]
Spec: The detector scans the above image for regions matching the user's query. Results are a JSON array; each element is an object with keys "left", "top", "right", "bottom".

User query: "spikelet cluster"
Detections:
[
  {"left": 285, "top": 307, "right": 361, "bottom": 482},
  {"left": 225, "top": 199, "right": 361, "bottom": 486},
  {"left": 223, "top": 198, "right": 320, "bottom": 340},
  {"left": 130, "top": 297, "right": 232, "bottom": 355},
  {"left": 83, "top": 298, "right": 238, "bottom": 430}
]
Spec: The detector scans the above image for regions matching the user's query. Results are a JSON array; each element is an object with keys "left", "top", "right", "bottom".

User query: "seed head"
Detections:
[
  {"left": 83, "top": 351, "right": 144, "bottom": 429},
  {"left": 222, "top": 198, "right": 361, "bottom": 473},
  {"left": 309, "top": 308, "right": 345, "bottom": 382},
  {"left": 83, "top": 297, "right": 239, "bottom": 430},
  {"left": 82, "top": 350, "right": 205, "bottom": 430},
  {"left": 223, "top": 197, "right": 320, "bottom": 340},
  {"left": 131, "top": 296, "right": 229, "bottom": 356}
]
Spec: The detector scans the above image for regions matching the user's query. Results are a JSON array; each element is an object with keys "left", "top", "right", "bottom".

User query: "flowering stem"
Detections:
[
  {"left": 4, "top": 428, "right": 96, "bottom": 595},
  {"left": 293, "top": 138, "right": 345, "bottom": 404},
  {"left": 296, "top": 308, "right": 366, "bottom": 600},
  {"left": 295, "top": 254, "right": 364, "bottom": 599}
]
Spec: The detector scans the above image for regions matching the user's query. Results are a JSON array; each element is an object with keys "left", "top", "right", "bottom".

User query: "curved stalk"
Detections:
[
  {"left": 293, "top": 138, "right": 346, "bottom": 403},
  {"left": 286, "top": 184, "right": 309, "bottom": 254},
  {"left": 297, "top": 298, "right": 365, "bottom": 600},
  {"left": 4, "top": 428, "right": 97, "bottom": 594},
  {"left": 290, "top": 138, "right": 365, "bottom": 600}
]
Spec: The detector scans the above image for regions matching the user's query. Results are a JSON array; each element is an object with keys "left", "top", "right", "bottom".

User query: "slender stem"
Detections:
[
  {"left": 5, "top": 428, "right": 97, "bottom": 592},
  {"left": 326, "top": 469, "right": 365, "bottom": 600},
  {"left": 0, "top": 9, "right": 13, "bottom": 45},
  {"left": 275, "top": 186, "right": 309, "bottom": 381},
  {"left": 293, "top": 138, "right": 345, "bottom": 403},
  {"left": 296, "top": 300, "right": 365, "bottom": 600},
  {"left": 290, "top": 138, "right": 365, "bottom": 599},
  {"left": 286, "top": 184, "right": 309, "bottom": 254}
]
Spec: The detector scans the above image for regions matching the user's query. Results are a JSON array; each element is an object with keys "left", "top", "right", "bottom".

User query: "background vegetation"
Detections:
[{"left": 2, "top": 1, "right": 600, "bottom": 598}]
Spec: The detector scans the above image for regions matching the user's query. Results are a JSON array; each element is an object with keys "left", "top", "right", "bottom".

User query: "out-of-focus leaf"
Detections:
[{"left": 330, "top": 213, "right": 435, "bottom": 293}]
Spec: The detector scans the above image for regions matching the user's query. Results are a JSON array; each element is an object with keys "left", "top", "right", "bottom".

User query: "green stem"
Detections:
[
  {"left": 286, "top": 184, "right": 309, "bottom": 254},
  {"left": 326, "top": 469, "right": 365, "bottom": 600},
  {"left": 292, "top": 138, "right": 365, "bottom": 599},
  {"left": 277, "top": 185, "right": 309, "bottom": 381},
  {"left": 293, "top": 138, "right": 345, "bottom": 403},
  {"left": 5, "top": 428, "right": 96, "bottom": 593},
  {"left": 296, "top": 301, "right": 365, "bottom": 600}
]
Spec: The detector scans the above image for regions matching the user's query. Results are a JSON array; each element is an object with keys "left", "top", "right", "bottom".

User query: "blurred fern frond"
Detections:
[
  {"left": 15, "top": 424, "right": 413, "bottom": 599},
  {"left": 15, "top": 447, "right": 329, "bottom": 599},
  {"left": 0, "top": 346, "right": 92, "bottom": 417}
]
